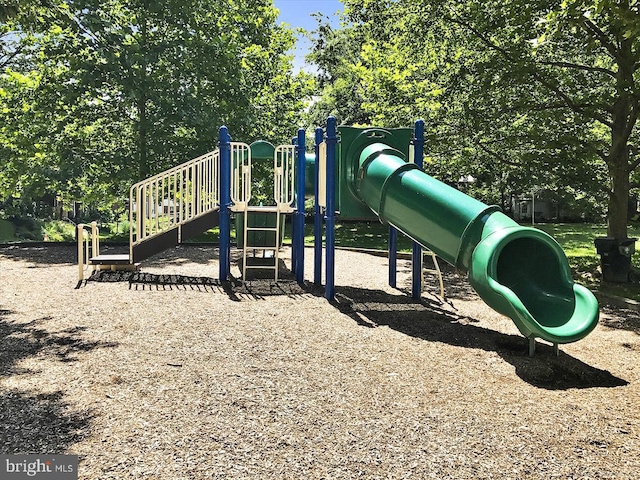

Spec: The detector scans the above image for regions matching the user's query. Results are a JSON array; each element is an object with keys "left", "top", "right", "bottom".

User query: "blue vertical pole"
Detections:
[
  {"left": 219, "top": 126, "right": 231, "bottom": 281},
  {"left": 295, "top": 129, "right": 306, "bottom": 285},
  {"left": 291, "top": 136, "right": 298, "bottom": 275},
  {"left": 389, "top": 226, "right": 397, "bottom": 288},
  {"left": 325, "top": 117, "right": 337, "bottom": 300},
  {"left": 314, "top": 127, "right": 324, "bottom": 286},
  {"left": 412, "top": 119, "right": 425, "bottom": 299}
]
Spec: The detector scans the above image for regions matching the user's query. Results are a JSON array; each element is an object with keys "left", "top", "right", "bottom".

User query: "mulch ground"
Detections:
[{"left": 1, "top": 244, "right": 639, "bottom": 479}]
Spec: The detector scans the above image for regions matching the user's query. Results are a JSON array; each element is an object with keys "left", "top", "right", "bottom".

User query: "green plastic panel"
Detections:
[
  {"left": 235, "top": 211, "right": 284, "bottom": 248},
  {"left": 305, "top": 153, "right": 315, "bottom": 199},
  {"left": 249, "top": 140, "right": 275, "bottom": 161}
]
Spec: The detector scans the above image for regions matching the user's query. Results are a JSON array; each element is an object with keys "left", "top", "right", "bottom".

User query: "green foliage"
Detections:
[
  {"left": 1, "top": 217, "right": 75, "bottom": 242},
  {"left": 110, "top": 215, "right": 130, "bottom": 236},
  {"left": 309, "top": 0, "right": 638, "bottom": 236},
  {"left": 0, "top": 218, "right": 16, "bottom": 242},
  {"left": 1, "top": 0, "right": 309, "bottom": 212},
  {"left": 305, "top": 15, "right": 371, "bottom": 127},
  {"left": 6, "top": 216, "right": 40, "bottom": 240},
  {"left": 42, "top": 220, "right": 75, "bottom": 242}
]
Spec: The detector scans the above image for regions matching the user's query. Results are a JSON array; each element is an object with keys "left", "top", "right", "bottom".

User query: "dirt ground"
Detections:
[{"left": 1, "top": 244, "right": 639, "bottom": 479}]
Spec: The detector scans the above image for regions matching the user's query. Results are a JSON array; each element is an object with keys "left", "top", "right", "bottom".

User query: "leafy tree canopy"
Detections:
[
  {"left": 1, "top": 0, "right": 311, "bottom": 216},
  {"left": 308, "top": 0, "right": 638, "bottom": 235}
]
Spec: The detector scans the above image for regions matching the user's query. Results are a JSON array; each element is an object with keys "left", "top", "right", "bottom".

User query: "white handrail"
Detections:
[
  {"left": 77, "top": 222, "right": 99, "bottom": 281},
  {"left": 129, "top": 149, "right": 221, "bottom": 255},
  {"left": 274, "top": 145, "right": 295, "bottom": 211},
  {"left": 230, "top": 142, "right": 252, "bottom": 211}
]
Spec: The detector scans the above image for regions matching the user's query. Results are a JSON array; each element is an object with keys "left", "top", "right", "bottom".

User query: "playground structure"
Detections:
[
  {"left": 78, "top": 118, "right": 599, "bottom": 355},
  {"left": 77, "top": 133, "right": 304, "bottom": 283}
]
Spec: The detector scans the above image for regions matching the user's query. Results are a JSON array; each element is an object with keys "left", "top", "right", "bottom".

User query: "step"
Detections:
[
  {"left": 89, "top": 254, "right": 132, "bottom": 265},
  {"left": 244, "top": 257, "right": 278, "bottom": 269},
  {"left": 245, "top": 226, "right": 279, "bottom": 232},
  {"left": 245, "top": 205, "right": 280, "bottom": 213}
]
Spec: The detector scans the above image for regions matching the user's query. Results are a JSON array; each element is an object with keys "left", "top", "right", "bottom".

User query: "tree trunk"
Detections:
[
  {"left": 607, "top": 155, "right": 629, "bottom": 239},
  {"left": 606, "top": 38, "right": 635, "bottom": 240}
]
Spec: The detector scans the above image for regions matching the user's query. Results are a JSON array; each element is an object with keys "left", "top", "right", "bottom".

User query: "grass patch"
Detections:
[
  {"left": 305, "top": 220, "right": 640, "bottom": 301},
  {"left": 200, "top": 220, "right": 640, "bottom": 302},
  {"left": 42, "top": 220, "right": 76, "bottom": 242},
  {"left": 534, "top": 223, "right": 640, "bottom": 301},
  {"left": 0, "top": 218, "right": 16, "bottom": 242},
  {"left": 6, "top": 213, "right": 640, "bottom": 301}
]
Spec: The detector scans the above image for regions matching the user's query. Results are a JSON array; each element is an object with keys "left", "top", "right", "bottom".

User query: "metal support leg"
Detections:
[
  {"left": 324, "top": 117, "right": 337, "bottom": 300},
  {"left": 389, "top": 226, "right": 397, "bottom": 288},
  {"left": 411, "top": 120, "right": 425, "bottom": 299},
  {"left": 528, "top": 337, "right": 536, "bottom": 357},
  {"left": 295, "top": 129, "right": 306, "bottom": 286},
  {"left": 219, "top": 127, "right": 231, "bottom": 281},
  {"left": 553, "top": 343, "right": 559, "bottom": 356}
]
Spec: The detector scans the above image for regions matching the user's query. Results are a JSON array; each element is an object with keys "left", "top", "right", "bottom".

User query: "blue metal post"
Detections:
[
  {"left": 325, "top": 117, "right": 337, "bottom": 300},
  {"left": 412, "top": 119, "right": 425, "bottom": 299},
  {"left": 389, "top": 226, "right": 397, "bottom": 288},
  {"left": 314, "top": 127, "right": 324, "bottom": 286},
  {"left": 219, "top": 126, "right": 231, "bottom": 281},
  {"left": 291, "top": 136, "right": 298, "bottom": 275},
  {"left": 295, "top": 129, "right": 306, "bottom": 285}
]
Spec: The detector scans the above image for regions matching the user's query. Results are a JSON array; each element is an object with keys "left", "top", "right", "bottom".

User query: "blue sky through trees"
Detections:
[{"left": 273, "top": 0, "right": 343, "bottom": 72}]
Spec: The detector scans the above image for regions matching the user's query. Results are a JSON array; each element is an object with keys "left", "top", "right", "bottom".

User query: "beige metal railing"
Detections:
[
  {"left": 129, "top": 149, "right": 221, "bottom": 258},
  {"left": 77, "top": 222, "right": 99, "bottom": 281},
  {"left": 274, "top": 145, "right": 295, "bottom": 212},
  {"left": 229, "top": 142, "right": 252, "bottom": 212}
]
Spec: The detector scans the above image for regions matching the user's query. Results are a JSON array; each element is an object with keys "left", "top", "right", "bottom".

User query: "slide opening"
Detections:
[{"left": 496, "top": 237, "right": 575, "bottom": 328}]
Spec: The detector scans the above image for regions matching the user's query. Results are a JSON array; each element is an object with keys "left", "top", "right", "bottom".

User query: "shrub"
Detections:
[{"left": 42, "top": 220, "right": 76, "bottom": 242}]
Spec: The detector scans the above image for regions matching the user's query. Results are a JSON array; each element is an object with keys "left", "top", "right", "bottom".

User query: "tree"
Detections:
[
  {"left": 305, "top": 14, "right": 371, "bottom": 127},
  {"left": 332, "top": 0, "right": 638, "bottom": 237},
  {"left": 444, "top": 1, "right": 639, "bottom": 238},
  {"left": 1, "top": 0, "right": 309, "bottom": 215}
]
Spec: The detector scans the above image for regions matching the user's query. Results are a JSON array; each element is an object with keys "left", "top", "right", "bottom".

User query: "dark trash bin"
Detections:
[{"left": 594, "top": 237, "right": 637, "bottom": 283}]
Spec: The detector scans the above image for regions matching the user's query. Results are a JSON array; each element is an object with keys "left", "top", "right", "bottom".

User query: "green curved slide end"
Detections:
[
  {"left": 466, "top": 215, "right": 599, "bottom": 343},
  {"left": 350, "top": 139, "right": 599, "bottom": 345}
]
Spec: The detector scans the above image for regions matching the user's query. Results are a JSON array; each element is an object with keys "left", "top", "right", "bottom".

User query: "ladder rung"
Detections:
[
  {"left": 244, "top": 258, "right": 277, "bottom": 268},
  {"left": 241, "top": 203, "right": 284, "bottom": 283},
  {"left": 245, "top": 206, "right": 280, "bottom": 213}
]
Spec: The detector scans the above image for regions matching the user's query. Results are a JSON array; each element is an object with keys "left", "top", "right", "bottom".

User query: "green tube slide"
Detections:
[{"left": 353, "top": 141, "right": 599, "bottom": 345}]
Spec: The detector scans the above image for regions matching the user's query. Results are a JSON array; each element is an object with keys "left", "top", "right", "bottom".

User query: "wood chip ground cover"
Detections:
[{"left": 1, "top": 244, "right": 639, "bottom": 479}]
